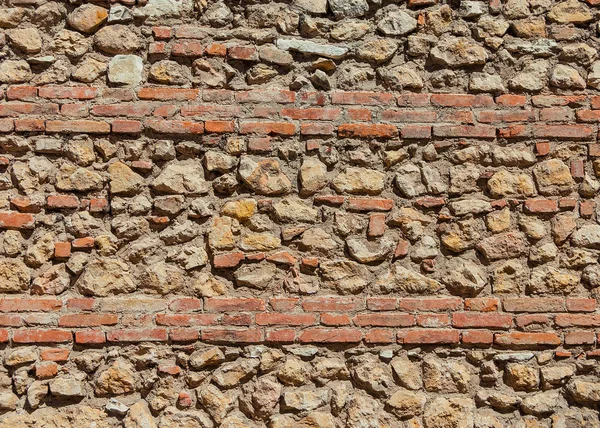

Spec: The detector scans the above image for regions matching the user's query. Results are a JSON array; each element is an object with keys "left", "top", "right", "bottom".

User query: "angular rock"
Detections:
[
  {"left": 276, "top": 38, "right": 348, "bottom": 59},
  {"left": 152, "top": 160, "right": 209, "bottom": 195},
  {"left": 67, "top": 4, "right": 108, "bottom": 33},
  {"left": 95, "top": 24, "right": 140, "bottom": 54},
  {"left": 328, "top": 0, "right": 369, "bottom": 19},
  {"left": 76, "top": 258, "right": 136, "bottom": 296},
  {"left": 239, "top": 157, "right": 292, "bottom": 196},
  {"left": 108, "top": 55, "right": 144, "bottom": 86},
  {"left": 333, "top": 167, "right": 385, "bottom": 195},
  {"left": 476, "top": 232, "right": 528, "bottom": 261},
  {"left": 347, "top": 237, "right": 394, "bottom": 263},
  {"left": 0, "top": 258, "right": 30, "bottom": 293},
  {"left": 375, "top": 264, "right": 442, "bottom": 294},
  {"left": 430, "top": 37, "right": 488, "bottom": 67}
]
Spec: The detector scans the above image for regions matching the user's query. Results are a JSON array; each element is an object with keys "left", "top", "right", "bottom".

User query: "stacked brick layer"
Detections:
[{"left": 1, "top": 0, "right": 600, "bottom": 426}]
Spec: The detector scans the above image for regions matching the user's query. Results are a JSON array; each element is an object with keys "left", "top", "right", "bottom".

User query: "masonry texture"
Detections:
[{"left": 2, "top": 0, "right": 600, "bottom": 426}]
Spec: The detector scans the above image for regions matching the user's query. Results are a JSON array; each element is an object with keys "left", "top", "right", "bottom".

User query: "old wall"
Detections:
[{"left": 0, "top": 0, "right": 600, "bottom": 426}]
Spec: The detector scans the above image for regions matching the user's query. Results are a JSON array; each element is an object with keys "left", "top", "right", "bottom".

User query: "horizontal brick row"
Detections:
[{"left": 1, "top": 327, "right": 599, "bottom": 350}]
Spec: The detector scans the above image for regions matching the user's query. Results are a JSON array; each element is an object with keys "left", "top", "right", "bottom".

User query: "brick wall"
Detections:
[{"left": 0, "top": 0, "right": 600, "bottom": 426}]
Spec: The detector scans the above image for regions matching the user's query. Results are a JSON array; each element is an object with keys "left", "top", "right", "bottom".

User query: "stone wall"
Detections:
[{"left": 0, "top": 0, "right": 600, "bottom": 426}]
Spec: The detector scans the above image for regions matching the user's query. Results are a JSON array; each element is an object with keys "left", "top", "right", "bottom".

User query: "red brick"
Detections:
[
  {"left": 213, "top": 252, "right": 244, "bottom": 268},
  {"left": 112, "top": 119, "right": 142, "bottom": 134},
  {"left": 205, "top": 43, "right": 227, "bottom": 56},
  {"left": 149, "top": 41, "right": 167, "bottom": 55},
  {"left": 338, "top": 123, "right": 397, "bottom": 139},
  {"left": 348, "top": 108, "right": 372, "bottom": 121},
  {"left": 533, "top": 95, "right": 586, "bottom": 107},
  {"left": 477, "top": 110, "right": 534, "bottom": 123},
  {"left": 61, "top": 103, "right": 88, "bottom": 117},
  {"left": 301, "top": 123, "right": 335, "bottom": 136},
  {"left": 494, "top": 332, "right": 561, "bottom": 347},
  {"left": 498, "top": 124, "right": 529, "bottom": 138},
  {"left": 266, "top": 251, "right": 296, "bottom": 265},
  {"left": 67, "top": 298, "right": 95, "bottom": 311},
  {"left": 299, "top": 328, "right": 362, "bottom": 343},
  {"left": 432, "top": 125, "right": 496, "bottom": 138},
  {"left": 72, "top": 237, "right": 95, "bottom": 249},
  {"left": 205, "top": 120, "right": 235, "bottom": 133},
  {"left": 41, "top": 348, "right": 70, "bottom": 362},
  {"left": 397, "top": 329, "right": 460, "bottom": 344},
  {"left": 256, "top": 313, "right": 317, "bottom": 326},
  {"left": 266, "top": 329, "right": 295, "bottom": 343},
  {"left": 523, "top": 198, "right": 558, "bottom": 214},
  {"left": 321, "top": 313, "right": 351, "bottom": 326},
  {"left": 580, "top": 200, "right": 596, "bottom": 217},
  {"left": 464, "top": 298, "right": 499, "bottom": 312},
  {"left": 0, "top": 298, "right": 61, "bottom": 312},
  {"left": 75, "top": 330, "right": 106, "bottom": 344},
  {"left": 515, "top": 314, "right": 550, "bottom": 329},
  {"left": 59, "top": 314, "right": 118, "bottom": 327},
  {"left": 170, "top": 328, "right": 199, "bottom": 342},
  {"left": 332, "top": 91, "right": 394, "bottom": 105},
  {"left": 36, "top": 361, "right": 58, "bottom": 379},
  {"left": 145, "top": 119, "right": 204, "bottom": 134},
  {"left": 533, "top": 124, "right": 594, "bottom": 139},
  {"left": 353, "top": 313, "right": 414, "bottom": 327},
  {"left": 571, "top": 159, "right": 585, "bottom": 178},
  {"left": 364, "top": 329, "right": 395, "bottom": 344},
  {"left": 270, "top": 298, "right": 299, "bottom": 311},
  {"left": 236, "top": 90, "right": 295, "bottom": 104},
  {"left": 565, "top": 331, "right": 595, "bottom": 345},
  {"left": 555, "top": 314, "right": 600, "bottom": 327},
  {"left": 39, "top": 86, "right": 98, "bottom": 99},
  {"left": 172, "top": 40, "right": 203, "bottom": 56},
  {"left": 205, "top": 297, "right": 265, "bottom": 312},
  {"left": 6, "top": 85, "right": 37, "bottom": 100},
  {"left": 107, "top": 328, "right": 168, "bottom": 342},
  {"left": 566, "top": 298, "right": 596, "bottom": 312},
  {"left": 239, "top": 121, "right": 296, "bottom": 135},
  {"left": 169, "top": 298, "right": 202, "bottom": 312},
  {"left": 0, "top": 102, "right": 58, "bottom": 117},
  {"left": 540, "top": 107, "right": 573, "bottom": 122},
  {"left": 347, "top": 198, "right": 394, "bottom": 211},
  {"left": 462, "top": 330, "right": 494, "bottom": 345},
  {"left": 54, "top": 242, "right": 71, "bottom": 258},
  {"left": 416, "top": 314, "right": 449, "bottom": 327},
  {"left": 367, "top": 213, "right": 386, "bottom": 237},
  {"left": 397, "top": 93, "right": 430, "bottom": 106},
  {"left": 91, "top": 103, "right": 153, "bottom": 117},
  {"left": 536, "top": 141, "right": 551, "bottom": 156},
  {"left": 155, "top": 314, "right": 218, "bottom": 326},
  {"left": 0, "top": 315, "right": 21, "bottom": 327},
  {"left": 431, "top": 94, "right": 493, "bottom": 107},
  {"left": 47, "top": 195, "right": 79, "bottom": 209},
  {"left": 496, "top": 94, "right": 527, "bottom": 106},
  {"left": 302, "top": 296, "right": 364, "bottom": 312},
  {"left": 13, "top": 329, "right": 72, "bottom": 343},
  {"left": 228, "top": 46, "right": 258, "bottom": 61},
  {"left": 152, "top": 26, "right": 172, "bottom": 39},
  {"left": 314, "top": 195, "right": 345, "bottom": 205},
  {"left": 14, "top": 119, "right": 45, "bottom": 132},
  {"left": 248, "top": 137, "right": 272, "bottom": 152},
  {"left": 503, "top": 298, "right": 565, "bottom": 313},
  {"left": 367, "top": 297, "right": 397, "bottom": 311},
  {"left": 0, "top": 212, "right": 35, "bottom": 229},
  {"left": 138, "top": 87, "right": 199, "bottom": 100},
  {"left": 398, "top": 298, "right": 462, "bottom": 312},
  {"left": 0, "top": 119, "right": 13, "bottom": 132},
  {"left": 381, "top": 110, "right": 437, "bottom": 122},
  {"left": 451, "top": 313, "right": 512, "bottom": 329},
  {"left": 202, "top": 328, "right": 263, "bottom": 343},
  {"left": 0, "top": 329, "right": 8, "bottom": 343},
  {"left": 46, "top": 120, "right": 110, "bottom": 134}
]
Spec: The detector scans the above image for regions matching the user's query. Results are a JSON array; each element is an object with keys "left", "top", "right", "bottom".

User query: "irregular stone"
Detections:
[
  {"left": 197, "top": 383, "right": 235, "bottom": 424},
  {"left": 321, "top": 260, "right": 369, "bottom": 294},
  {"left": 430, "top": 37, "right": 488, "bottom": 67},
  {"left": 386, "top": 389, "right": 426, "bottom": 418},
  {"left": 347, "top": 237, "right": 394, "bottom": 263},
  {"left": 139, "top": 261, "right": 185, "bottom": 294},
  {"left": 377, "top": 9, "right": 417, "bottom": 36},
  {"left": 108, "top": 55, "right": 144, "bottom": 86},
  {"left": 528, "top": 266, "right": 579, "bottom": 295},
  {"left": 330, "top": 21, "right": 370, "bottom": 41},
  {"left": 108, "top": 161, "right": 144, "bottom": 195},
  {"left": 8, "top": 28, "right": 42, "bottom": 54},
  {"left": 273, "top": 197, "right": 318, "bottom": 223},
  {"left": 149, "top": 60, "right": 190, "bottom": 85},
  {"left": 276, "top": 38, "right": 348, "bottom": 59},
  {"left": 283, "top": 389, "right": 329, "bottom": 411},
  {"left": 50, "top": 377, "right": 85, "bottom": 399},
  {"left": 76, "top": 258, "right": 136, "bottom": 296},
  {"left": 568, "top": 380, "right": 600, "bottom": 406},
  {"left": 441, "top": 258, "right": 487, "bottom": 296},
  {"left": 476, "top": 232, "right": 528, "bottom": 261},
  {"left": 0, "top": 258, "right": 30, "bottom": 293},
  {"left": 521, "top": 390, "right": 561, "bottom": 417},
  {"left": 0, "top": 60, "right": 32, "bottom": 84},
  {"left": 505, "top": 364, "right": 539, "bottom": 391},
  {"left": 423, "top": 397, "right": 474, "bottom": 428},
  {"left": 152, "top": 160, "right": 209, "bottom": 195},
  {"left": 375, "top": 264, "right": 442, "bottom": 294},
  {"left": 234, "top": 262, "right": 277, "bottom": 289},
  {"left": 355, "top": 38, "right": 398, "bottom": 63},
  {"left": 423, "top": 355, "right": 472, "bottom": 393},
  {"left": 300, "top": 227, "right": 338, "bottom": 253},
  {"left": 509, "top": 60, "right": 550, "bottom": 92},
  {"left": 51, "top": 29, "right": 90, "bottom": 58},
  {"left": 391, "top": 355, "right": 422, "bottom": 390},
  {"left": 488, "top": 170, "right": 536, "bottom": 198},
  {"left": 470, "top": 73, "right": 506, "bottom": 93},
  {"left": 550, "top": 64, "right": 585, "bottom": 89},
  {"left": 67, "top": 4, "right": 108, "bottom": 33},
  {"left": 95, "top": 24, "right": 141, "bottom": 54},
  {"left": 239, "top": 157, "right": 292, "bottom": 196},
  {"left": 124, "top": 400, "right": 157, "bottom": 428},
  {"left": 95, "top": 359, "right": 137, "bottom": 396},
  {"left": 31, "top": 264, "right": 69, "bottom": 295},
  {"left": 213, "top": 359, "right": 259, "bottom": 389},
  {"left": 548, "top": 0, "right": 593, "bottom": 24},
  {"left": 300, "top": 158, "right": 328, "bottom": 194},
  {"left": 328, "top": 0, "right": 369, "bottom": 19},
  {"left": 333, "top": 167, "right": 386, "bottom": 195}
]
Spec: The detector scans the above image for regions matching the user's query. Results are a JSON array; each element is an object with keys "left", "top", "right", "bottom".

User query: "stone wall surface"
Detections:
[{"left": 1, "top": 0, "right": 600, "bottom": 426}]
